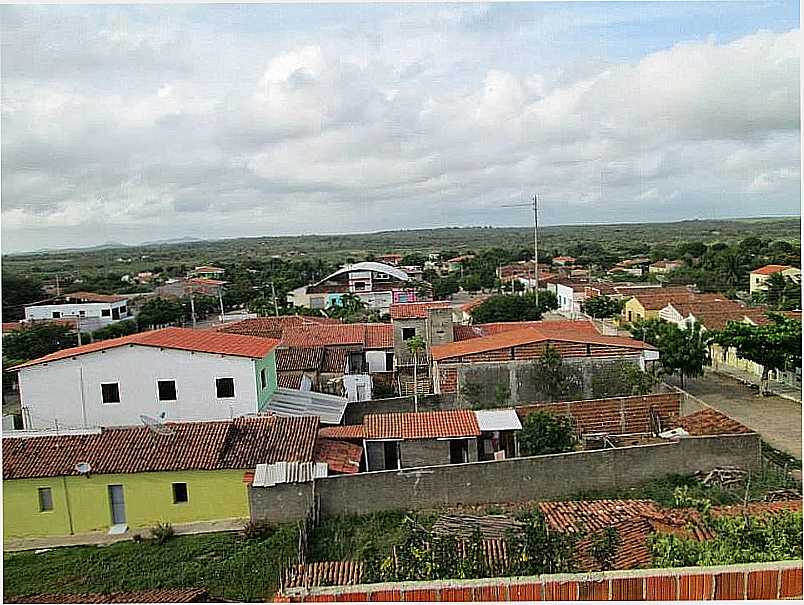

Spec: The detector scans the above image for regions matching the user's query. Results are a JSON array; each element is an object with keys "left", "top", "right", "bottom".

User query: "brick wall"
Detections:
[
  {"left": 516, "top": 392, "right": 681, "bottom": 435},
  {"left": 275, "top": 561, "right": 803, "bottom": 602},
  {"left": 249, "top": 432, "right": 760, "bottom": 523},
  {"left": 440, "top": 340, "right": 643, "bottom": 364}
]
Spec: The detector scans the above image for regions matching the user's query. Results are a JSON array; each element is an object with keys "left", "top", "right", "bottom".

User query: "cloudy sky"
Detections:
[{"left": 1, "top": 1, "right": 800, "bottom": 253}]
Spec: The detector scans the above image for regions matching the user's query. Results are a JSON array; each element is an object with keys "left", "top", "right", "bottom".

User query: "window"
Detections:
[
  {"left": 450, "top": 439, "right": 469, "bottom": 464},
  {"left": 172, "top": 482, "right": 188, "bottom": 503},
  {"left": 101, "top": 382, "right": 120, "bottom": 404},
  {"left": 383, "top": 441, "right": 401, "bottom": 470},
  {"left": 52, "top": 311, "right": 61, "bottom": 319},
  {"left": 402, "top": 327, "right": 416, "bottom": 340},
  {"left": 79, "top": 310, "right": 86, "bottom": 317},
  {"left": 120, "top": 306, "right": 127, "bottom": 315},
  {"left": 38, "top": 487, "right": 53, "bottom": 512},
  {"left": 385, "top": 352, "right": 394, "bottom": 371},
  {"left": 157, "top": 380, "right": 177, "bottom": 401},
  {"left": 101, "top": 309, "right": 111, "bottom": 317},
  {"left": 216, "top": 377, "right": 235, "bottom": 398},
  {"left": 260, "top": 368, "right": 267, "bottom": 389}
]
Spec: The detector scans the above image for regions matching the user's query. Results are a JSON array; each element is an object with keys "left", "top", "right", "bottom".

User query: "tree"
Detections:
[
  {"left": 470, "top": 294, "right": 542, "bottom": 323},
  {"left": 136, "top": 297, "right": 185, "bottom": 329},
  {"left": 763, "top": 272, "right": 801, "bottom": 311},
  {"left": 519, "top": 411, "right": 576, "bottom": 457},
  {"left": 2, "top": 273, "right": 45, "bottom": 321},
  {"left": 91, "top": 319, "right": 138, "bottom": 341},
  {"left": 528, "top": 346, "right": 584, "bottom": 402},
  {"left": 406, "top": 335, "right": 426, "bottom": 412},
  {"left": 713, "top": 313, "right": 802, "bottom": 395},
  {"left": 635, "top": 319, "right": 709, "bottom": 388},
  {"left": 582, "top": 295, "right": 624, "bottom": 319},
  {"left": 3, "top": 323, "right": 78, "bottom": 364}
]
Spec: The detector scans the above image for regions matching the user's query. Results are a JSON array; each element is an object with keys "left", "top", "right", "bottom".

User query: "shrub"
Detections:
[
  {"left": 519, "top": 412, "right": 576, "bottom": 456},
  {"left": 241, "top": 520, "right": 275, "bottom": 540},
  {"left": 149, "top": 522, "right": 175, "bottom": 545}
]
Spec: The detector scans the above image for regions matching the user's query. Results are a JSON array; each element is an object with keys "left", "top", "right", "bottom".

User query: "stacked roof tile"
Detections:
[
  {"left": 3, "top": 415, "right": 318, "bottom": 480},
  {"left": 5, "top": 589, "right": 209, "bottom": 603},
  {"left": 11, "top": 327, "right": 280, "bottom": 370},
  {"left": 318, "top": 425, "right": 366, "bottom": 440},
  {"left": 314, "top": 439, "right": 363, "bottom": 474},
  {"left": 674, "top": 408, "right": 753, "bottom": 436}
]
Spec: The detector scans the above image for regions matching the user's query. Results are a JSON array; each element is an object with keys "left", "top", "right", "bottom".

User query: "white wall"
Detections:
[
  {"left": 554, "top": 283, "right": 583, "bottom": 313},
  {"left": 343, "top": 374, "right": 373, "bottom": 402},
  {"left": 18, "top": 345, "right": 259, "bottom": 430},
  {"left": 366, "top": 350, "right": 392, "bottom": 373},
  {"left": 25, "top": 301, "right": 129, "bottom": 328}
]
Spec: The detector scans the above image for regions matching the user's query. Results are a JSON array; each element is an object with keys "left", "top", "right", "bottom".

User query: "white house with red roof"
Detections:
[
  {"left": 749, "top": 264, "right": 801, "bottom": 294},
  {"left": 10, "top": 328, "right": 281, "bottom": 431},
  {"left": 24, "top": 291, "right": 131, "bottom": 333}
]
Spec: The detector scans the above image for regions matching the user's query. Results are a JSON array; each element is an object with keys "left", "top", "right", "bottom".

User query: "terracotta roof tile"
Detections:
[
  {"left": 751, "top": 264, "right": 795, "bottom": 275},
  {"left": 61, "top": 291, "right": 129, "bottom": 303},
  {"left": 315, "top": 438, "right": 363, "bottom": 474},
  {"left": 5, "top": 589, "right": 209, "bottom": 603},
  {"left": 279, "top": 323, "right": 391, "bottom": 349},
  {"left": 454, "top": 320, "right": 600, "bottom": 341},
  {"left": 217, "top": 316, "right": 342, "bottom": 339},
  {"left": 630, "top": 289, "right": 722, "bottom": 311},
  {"left": 674, "top": 408, "right": 753, "bottom": 436},
  {"left": 318, "top": 425, "right": 365, "bottom": 439},
  {"left": 364, "top": 323, "right": 394, "bottom": 349},
  {"left": 278, "top": 372, "right": 304, "bottom": 389},
  {"left": 389, "top": 302, "right": 452, "bottom": 319},
  {"left": 277, "top": 347, "right": 325, "bottom": 371},
  {"left": 364, "top": 409, "right": 480, "bottom": 439},
  {"left": 10, "top": 327, "right": 280, "bottom": 370},
  {"left": 3, "top": 415, "right": 318, "bottom": 479}
]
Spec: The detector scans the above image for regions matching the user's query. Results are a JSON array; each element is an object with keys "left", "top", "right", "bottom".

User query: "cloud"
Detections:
[{"left": 0, "top": 5, "right": 799, "bottom": 252}]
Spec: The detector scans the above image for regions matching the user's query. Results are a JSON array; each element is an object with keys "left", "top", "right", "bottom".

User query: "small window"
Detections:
[
  {"left": 38, "top": 487, "right": 53, "bottom": 512},
  {"left": 216, "top": 377, "right": 235, "bottom": 398},
  {"left": 402, "top": 327, "right": 416, "bottom": 340},
  {"left": 101, "top": 309, "right": 111, "bottom": 317},
  {"left": 385, "top": 352, "right": 394, "bottom": 371},
  {"left": 120, "top": 306, "right": 127, "bottom": 314},
  {"left": 157, "top": 380, "right": 177, "bottom": 401},
  {"left": 101, "top": 382, "right": 120, "bottom": 404},
  {"left": 52, "top": 311, "right": 61, "bottom": 319},
  {"left": 172, "top": 482, "right": 188, "bottom": 503},
  {"left": 79, "top": 310, "right": 86, "bottom": 317},
  {"left": 260, "top": 368, "right": 267, "bottom": 389}
]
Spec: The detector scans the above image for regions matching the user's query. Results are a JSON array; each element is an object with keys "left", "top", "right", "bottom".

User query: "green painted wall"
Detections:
[
  {"left": 3, "top": 469, "right": 250, "bottom": 539},
  {"left": 255, "top": 350, "right": 278, "bottom": 412}
]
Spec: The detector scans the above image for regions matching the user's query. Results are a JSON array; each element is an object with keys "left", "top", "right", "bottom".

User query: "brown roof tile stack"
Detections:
[
  {"left": 284, "top": 561, "right": 365, "bottom": 589},
  {"left": 314, "top": 438, "right": 363, "bottom": 474},
  {"left": 3, "top": 415, "right": 318, "bottom": 480}
]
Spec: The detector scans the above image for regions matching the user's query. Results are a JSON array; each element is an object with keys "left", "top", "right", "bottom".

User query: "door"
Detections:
[
  {"left": 108, "top": 485, "right": 126, "bottom": 525},
  {"left": 111, "top": 306, "right": 120, "bottom": 320}
]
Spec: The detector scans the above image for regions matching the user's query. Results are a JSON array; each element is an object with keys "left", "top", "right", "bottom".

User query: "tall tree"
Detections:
[
  {"left": 582, "top": 295, "right": 624, "bottom": 319},
  {"left": 2, "top": 273, "right": 45, "bottom": 321},
  {"left": 3, "top": 323, "right": 78, "bottom": 364},
  {"left": 713, "top": 313, "right": 802, "bottom": 395},
  {"left": 634, "top": 319, "right": 710, "bottom": 388},
  {"left": 405, "top": 335, "right": 426, "bottom": 412}
]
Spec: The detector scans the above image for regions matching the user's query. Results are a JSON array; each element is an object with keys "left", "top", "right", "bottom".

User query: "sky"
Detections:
[{"left": 1, "top": 1, "right": 800, "bottom": 253}]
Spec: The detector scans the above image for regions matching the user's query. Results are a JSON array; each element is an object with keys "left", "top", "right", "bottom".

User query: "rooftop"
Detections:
[
  {"left": 314, "top": 438, "right": 363, "bottom": 474},
  {"left": 10, "top": 327, "right": 280, "bottom": 370},
  {"left": 751, "top": 264, "right": 796, "bottom": 275},
  {"left": 365, "top": 409, "right": 481, "bottom": 439},
  {"left": 673, "top": 408, "right": 753, "bottom": 436},
  {"left": 629, "top": 288, "right": 719, "bottom": 310},
  {"left": 217, "top": 315, "right": 342, "bottom": 339},
  {"left": 3, "top": 415, "right": 319, "bottom": 480},
  {"left": 389, "top": 301, "right": 452, "bottom": 319}
]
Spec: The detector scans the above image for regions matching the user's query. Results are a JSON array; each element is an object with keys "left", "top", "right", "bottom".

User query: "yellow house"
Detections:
[
  {"left": 621, "top": 287, "right": 704, "bottom": 324},
  {"left": 3, "top": 415, "right": 319, "bottom": 539},
  {"left": 749, "top": 265, "right": 801, "bottom": 294}
]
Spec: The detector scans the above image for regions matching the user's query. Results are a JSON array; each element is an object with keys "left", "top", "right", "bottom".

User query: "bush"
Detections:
[
  {"left": 149, "top": 522, "right": 175, "bottom": 545},
  {"left": 519, "top": 412, "right": 576, "bottom": 456},
  {"left": 241, "top": 520, "right": 275, "bottom": 540}
]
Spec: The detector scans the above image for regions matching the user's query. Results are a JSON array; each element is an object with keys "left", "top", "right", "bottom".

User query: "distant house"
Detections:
[
  {"left": 547, "top": 278, "right": 590, "bottom": 314},
  {"left": 621, "top": 286, "right": 705, "bottom": 323},
  {"left": 24, "top": 292, "right": 131, "bottom": 333},
  {"left": 551, "top": 256, "right": 576, "bottom": 266},
  {"left": 319, "top": 408, "right": 522, "bottom": 471},
  {"left": 156, "top": 277, "right": 227, "bottom": 300},
  {"left": 749, "top": 264, "right": 801, "bottom": 294},
  {"left": 375, "top": 254, "right": 403, "bottom": 266},
  {"left": 288, "top": 262, "right": 428, "bottom": 313},
  {"left": 648, "top": 260, "right": 684, "bottom": 274},
  {"left": 10, "top": 327, "right": 280, "bottom": 430},
  {"left": 445, "top": 255, "right": 475, "bottom": 272},
  {"left": 2, "top": 415, "right": 318, "bottom": 538},
  {"left": 192, "top": 266, "right": 225, "bottom": 279}
]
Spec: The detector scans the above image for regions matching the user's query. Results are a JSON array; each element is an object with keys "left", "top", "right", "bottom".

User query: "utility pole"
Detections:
[
  {"left": 533, "top": 193, "right": 539, "bottom": 309},
  {"left": 218, "top": 288, "right": 225, "bottom": 322},
  {"left": 188, "top": 289, "right": 197, "bottom": 328},
  {"left": 271, "top": 282, "right": 279, "bottom": 317}
]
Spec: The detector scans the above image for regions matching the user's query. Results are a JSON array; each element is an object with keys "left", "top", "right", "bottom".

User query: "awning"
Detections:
[
  {"left": 252, "top": 461, "right": 328, "bottom": 487},
  {"left": 264, "top": 387, "right": 348, "bottom": 424},
  {"left": 474, "top": 409, "right": 522, "bottom": 432}
]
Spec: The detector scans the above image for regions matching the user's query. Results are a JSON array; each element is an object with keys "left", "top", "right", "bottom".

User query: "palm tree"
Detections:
[{"left": 406, "top": 335, "right": 426, "bottom": 412}]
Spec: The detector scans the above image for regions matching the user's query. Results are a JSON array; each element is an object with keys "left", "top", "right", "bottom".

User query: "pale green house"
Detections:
[{"left": 3, "top": 415, "right": 318, "bottom": 539}]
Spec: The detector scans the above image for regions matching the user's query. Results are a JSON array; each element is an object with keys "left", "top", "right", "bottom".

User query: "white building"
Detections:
[
  {"left": 548, "top": 281, "right": 587, "bottom": 315},
  {"left": 11, "top": 327, "right": 280, "bottom": 431},
  {"left": 24, "top": 292, "right": 131, "bottom": 333}
]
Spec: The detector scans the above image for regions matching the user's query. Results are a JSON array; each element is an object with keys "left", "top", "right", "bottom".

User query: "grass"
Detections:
[{"left": 3, "top": 526, "right": 298, "bottom": 602}]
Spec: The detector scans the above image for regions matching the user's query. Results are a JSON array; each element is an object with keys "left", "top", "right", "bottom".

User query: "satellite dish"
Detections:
[
  {"left": 75, "top": 462, "right": 92, "bottom": 475},
  {"left": 139, "top": 414, "right": 175, "bottom": 436}
]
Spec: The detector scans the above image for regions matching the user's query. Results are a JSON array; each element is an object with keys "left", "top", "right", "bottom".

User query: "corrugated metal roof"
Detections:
[
  {"left": 265, "top": 387, "right": 348, "bottom": 424},
  {"left": 252, "top": 461, "right": 328, "bottom": 486},
  {"left": 474, "top": 409, "right": 522, "bottom": 432},
  {"left": 315, "top": 262, "right": 410, "bottom": 285}
]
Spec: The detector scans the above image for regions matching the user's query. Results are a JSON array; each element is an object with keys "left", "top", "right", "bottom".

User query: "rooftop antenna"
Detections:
[{"left": 139, "top": 413, "right": 175, "bottom": 436}]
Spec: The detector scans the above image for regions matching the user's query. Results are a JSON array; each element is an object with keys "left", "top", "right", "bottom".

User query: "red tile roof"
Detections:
[
  {"left": 3, "top": 415, "right": 318, "bottom": 479},
  {"left": 10, "top": 327, "right": 280, "bottom": 370},
  {"left": 277, "top": 347, "right": 325, "bottom": 371},
  {"left": 454, "top": 320, "right": 600, "bottom": 341},
  {"left": 318, "top": 425, "right": 365, "bottom": 440},
  {"left": 279, "top": 323, "right": 393, "bottom": 349},
  {"left": 188, "top": 277, "right": 227, "bottom": 286},
  {"left": 434, "top": 325, "right": 653, "bottom": 361},
  {"left": 315, "top": 438, "right": 363, "bottom": 474},
  {"left": 217, "top": 316, "right": 342, "bottom": 339},
  {"left": 194, "top": 265, "right": 224, "bottom": 273},
  {"left": 390, "top": 302, "right": 452, "bottom": 319},
  {"left": 629, "top": 289, "right": 722, "bottom": 311},
  {"left": 674, "top": 408, "right": 753, "bottom": 436},
  {"left": 5, "top": 589, "right": 209, "bottom": 603},
  {"left": 365, "top": 323, "right": 394, "bottom": 348},
  {"left": 62, "top": 291, "right": 129, "bottom": 303},
  {"left": 364, "top": 409, "right": 480, "bottom": 439},
  {"left": 459, "top": 296, "right": 491, "bottom": 313},
  {"left": 278, "top": 372, "right": 304, "bottom": 389},
  {"left": 751, "top": 264, "right": 795, "bottom": 275},
  {"left": 668, "top": 300, "right": 772, "bottom": 331}
]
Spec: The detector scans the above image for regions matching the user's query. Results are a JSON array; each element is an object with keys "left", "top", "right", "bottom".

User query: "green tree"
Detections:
[
  {"left": 2, "top": 273, "right": 45, "bottom": 321},
  {"left": 91, "top": 319, "right": 139, "bottom": 341},
  {"left": 3, "top": 323, "right": 78, "bottom": 363},
  {"left": 713, "top": 313, "right": 802, "bottom": 395},
  {"left": 470, "top": 294, "right": 542, "bottom": 323},
  {"left": 763, "top": 272, "right": 801, "bottom": 311},
  {"left": 505, "top": 511, "right": 578, "bottom": 576},
  {"left": 518, "top": 411, "right": 576, "bottom": 456},
  {"left": 406, "top": 335, "right": 426, "bottom": 412},
  {"left": 582, "top": 295, "right": 624, "bottom": 319},
  {"left": 136, "top": 297, "right": 185, "bottom": 329},
  {"left": 528, "top": 345, "right": 584, "bottom": 401}
]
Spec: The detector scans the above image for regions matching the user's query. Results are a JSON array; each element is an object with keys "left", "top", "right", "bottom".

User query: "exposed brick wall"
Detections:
[
  {"left": 275, "top": 561, "right": 803, "bottom": 602},
  {"left": 516, "top": 393, "right": 682, "bottom": 436},
  {"left": 438, "top": 367, "right": 458, "bottom": 394},
  {"left": 440, "top": 340, "right": 643, "bottom": 364}
]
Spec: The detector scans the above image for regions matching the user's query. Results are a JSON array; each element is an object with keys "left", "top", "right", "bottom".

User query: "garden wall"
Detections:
[
  {"left": 249, "top": 432, "right": 760, "bottom": 522},
  {"left": 274, "top": 560, "right": 803, "bottom": 602}
]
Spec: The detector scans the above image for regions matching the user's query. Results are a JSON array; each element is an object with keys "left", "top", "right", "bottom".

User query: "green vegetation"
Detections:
[
  {"left": 2, "top": 273, "right": 45, "bottom": 321},
  {"left": 527, "top": 345, "right": 584, "bottom": 402},
  {"left": 633, "top": 318, "right": 711, "bottom": 388},
  {"left": 582, "top": 295, "right": 624, "bottom": 319},
  {"left": 470, "top": 291, "right": 557, "bottom": 323},
  {"left": 518, "top": 412, "right": 577, "bottom": 456},
  {"left": 307, "top": 510, "right": 415, "bottom": 563},
  {"left": 761, "top": 272, "right": 802, "bottom": 310},
  {"left": 590, "top": 360, "right": 658, "bottom": 398},
  {"left": 713, "top": 313, "right": 802, "bottom": 395},
  {"left": 2, "top": 323, "right": 78, "bottom": 366},
  {"left": 2, "top": 526, "right": 298, "bottom": 602}
]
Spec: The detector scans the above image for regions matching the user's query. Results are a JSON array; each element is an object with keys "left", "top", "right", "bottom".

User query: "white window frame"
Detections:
[
  {"left": 215, "top": 376, "right": 236, "bottom": 400},
  {"left": 156, "top": 379, "right": 178, "bottom": 402},
  {"left": 100, "top": 382, "right": 121, "bottom": 405}
]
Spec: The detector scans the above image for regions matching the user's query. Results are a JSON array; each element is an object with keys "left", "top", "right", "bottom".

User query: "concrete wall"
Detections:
[
  {"left": 18, "top": 345, "right": 261, "bottom": 430},
  {"left": 343, "top": 394, "right": 458, "bottom": 424},
  {"left": 276, "top": 560, "right": 804, "bottom": 602},
  {"left": 250, "top": 433, "right": 761, "bottom": 522},
  {"left": 392, "top": 318, "right": 426, "bottom": 365},
  {"left": 247, "top": 482, "right": 313, "bottom": 525}
]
